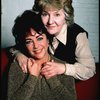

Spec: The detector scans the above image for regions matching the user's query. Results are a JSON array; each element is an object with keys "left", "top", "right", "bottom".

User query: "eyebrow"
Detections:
[
  {"left": 36, "top": 34, "right": 43, "bottom": 38},
  {"left": 43, "top": 9, "right": 60, "bottom": 13}
]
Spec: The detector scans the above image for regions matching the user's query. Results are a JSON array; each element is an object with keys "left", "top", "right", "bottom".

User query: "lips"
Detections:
[
  {"left": 33, "top": 49, "right": 43, "bottom": 54},
  {"left": 47, "top": 25, "right": 56, "bottom": 29}
]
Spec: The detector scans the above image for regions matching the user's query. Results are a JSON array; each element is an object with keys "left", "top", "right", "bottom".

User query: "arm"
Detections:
[
  {"left": 9, "top": 45, "right": 28, "bottom": 73},
  {"left": 41, "top": 33, "right": 96, "bottom": 80},
  {"left": 7, "top": 60, "right": 40, "bottom": 100},
  {"left": 65, "top": 33, "right": 96, "bottom": 80},
  {"left": 9, "top": 32, "right": 96, "bottom": 80}
]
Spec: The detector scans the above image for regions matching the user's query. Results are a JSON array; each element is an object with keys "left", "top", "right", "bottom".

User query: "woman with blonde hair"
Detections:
[{"left": 10, "top": 0, "right": 95, "bottom": 81}]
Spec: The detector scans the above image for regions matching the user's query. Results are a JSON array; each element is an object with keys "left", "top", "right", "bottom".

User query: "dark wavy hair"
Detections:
[{"left": 12, "top": 10, "right": 51, "bottom": 44}]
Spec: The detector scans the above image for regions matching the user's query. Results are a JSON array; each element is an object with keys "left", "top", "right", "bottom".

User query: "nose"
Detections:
[
  {"left": 33, "top": 40, "right": 39, "bottom": 49},
  {"left": 48, "top": 15, "right": 54, "bottom": 24}
]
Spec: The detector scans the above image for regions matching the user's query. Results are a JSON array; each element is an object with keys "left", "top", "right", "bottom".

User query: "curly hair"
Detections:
[
  {"left": 32, "top": 0, "right": 74, "bottom": 26},
  {"left": 12, "top": 10, "right": 53, "bottom": 49},
  {"left": 12, "top": 10, "right": 49, "bottom": 44}
]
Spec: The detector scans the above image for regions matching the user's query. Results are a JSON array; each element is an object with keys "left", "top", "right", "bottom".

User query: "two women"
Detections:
[
  {"left": 10, "top": 0, "right": 95, "bottom": 80},
  {"left": 8, "top": 10, "right": 77, "bottom": 100}
]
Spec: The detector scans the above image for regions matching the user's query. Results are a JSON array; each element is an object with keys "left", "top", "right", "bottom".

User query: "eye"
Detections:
[
  {"left": 41, "top": 12, "right": 48, "bottom": 17},
  {"left": 25, "top": 40, "right": 33, "bottom": 44},
  {"left": 37, "top": 37, "right": 43, "bottom": 41},
  {"left": 55, "top": 13, "right": 60, "bottom": 17}
]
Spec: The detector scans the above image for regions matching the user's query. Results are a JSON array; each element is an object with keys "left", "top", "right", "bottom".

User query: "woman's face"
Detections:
[
  {"left": 25, "top": 28, "right": 49, "bottom": 59},
  {"left": 41, "top": 8, "right": 66, "bottom": 36}
]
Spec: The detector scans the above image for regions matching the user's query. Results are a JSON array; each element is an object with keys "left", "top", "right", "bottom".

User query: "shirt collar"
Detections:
[{"left": 56, "top": 23, "right": 67, "bottom": 45}]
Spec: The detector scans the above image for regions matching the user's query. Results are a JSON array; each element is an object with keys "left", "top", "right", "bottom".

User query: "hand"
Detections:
[
  {"left": 15, "top": 53, "right": 28, "bottom": 73},
  {"left": 41, "top": 60, "right": 66, "bottom": 79},
  {"left": 27, "top": 58, "right": 41, "bottom": 77}
]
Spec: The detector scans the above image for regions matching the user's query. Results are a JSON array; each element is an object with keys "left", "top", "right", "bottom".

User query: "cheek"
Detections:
[
  {"left": 46, "top": 42, "right": 49, "bottom": 51},
  {"left": 26, "top": 45, "right": 32, "bottom": 52},
  {"left": 42, "top": 40, "right": 49, "bottom": 50},
  {"left": 56, "top": 17, "right": 66, "bottom": 26},
  {"left": 45, "top": 42, "right": 49, "bottom": 49},
  {"left": 41, "top": 16, "right": 48, "bottom": 25}
]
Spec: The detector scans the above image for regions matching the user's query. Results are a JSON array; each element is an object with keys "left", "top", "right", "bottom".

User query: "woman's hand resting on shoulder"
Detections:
[{"left": 15, "top": 53, "right": 28, "bottom": 73}]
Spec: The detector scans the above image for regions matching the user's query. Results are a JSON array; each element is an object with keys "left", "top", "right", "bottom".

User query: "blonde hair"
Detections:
[{"left": 32, "top": 0, "right": 74, "bottom": 26}]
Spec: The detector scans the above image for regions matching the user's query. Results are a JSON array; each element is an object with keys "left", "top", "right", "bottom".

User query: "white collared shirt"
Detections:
[{"left": 49, "top": 23, "right": 96, "bottom": 80}]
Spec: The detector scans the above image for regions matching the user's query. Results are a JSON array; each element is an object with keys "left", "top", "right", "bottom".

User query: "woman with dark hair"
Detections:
[{"left": 7, "top": 10, "right": 77, "bottom": 100}]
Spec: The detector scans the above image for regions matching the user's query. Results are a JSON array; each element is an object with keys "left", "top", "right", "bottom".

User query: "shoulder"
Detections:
[
  {"left": 68, "top": 23, "right": 88, "bottom": 38},
  {"left": 9, "top": 61, "right": 20, "bottom": 71},
  {"left": 9, "top": 60, "right": 25, "bottom": 78},
  {"left": 69, "top": 23, "right": 86, "bottom": 31}
]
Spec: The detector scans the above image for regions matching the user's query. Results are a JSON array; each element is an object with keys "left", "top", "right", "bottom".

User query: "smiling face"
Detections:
[
  {"left": 41, "top": 8, "right": 66, "bottom": 36},
  {"left": 25, "top": 28, "right": 49, "bottom": 60}
]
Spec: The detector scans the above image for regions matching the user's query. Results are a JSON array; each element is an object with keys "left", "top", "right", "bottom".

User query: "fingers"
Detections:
[
  {"left": 43, "top": 60, "right": 54, "bottom": 66},
  {"left": 41, "top": 71, "right": 56, "bottom": 79},
  {"left": 27, "top": 58, "right": 35, "bottom": 70},
  {"left": 19, "top": 58, "right": 36, "bottom": 73},
  {"left": 27, "top": 59, "right": 32, "bottom": 68},
  {"left": 16, "top": 59, "right": 28, "bottom": 73},
  {"left": 17, "top": 59, "right": 27, "bottom": 73},
  {"left": 41, "top": 63, "right": 57, "bottom": 79},
  {"left": 21, "top": 64, "right": 27, "bottom": 73},
  {"left": 15, "top": 53, "right": 28, "bottom": 73},
  {"left": 41, "top": 61, "right": 65, "bottom": 79}
]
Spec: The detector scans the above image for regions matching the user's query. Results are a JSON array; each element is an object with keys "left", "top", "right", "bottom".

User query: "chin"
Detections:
[
  {"left": 47, "top": 29, "right": 58, "bottom": 35},
  {"left": 48, "top": 31, "right": 57, "bottom": 35},
  {"left": 34, "top": 54, "right": 44, "bottom": 60}
]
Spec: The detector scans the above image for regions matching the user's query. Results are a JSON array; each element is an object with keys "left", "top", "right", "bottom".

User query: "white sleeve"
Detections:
[{"left": 64, "top": 32, "right": 96, "bottom": 80}]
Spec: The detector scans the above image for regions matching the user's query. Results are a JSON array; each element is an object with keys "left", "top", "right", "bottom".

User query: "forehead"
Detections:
[
  {"left": 44, "top": 6, "right": 59, "bottom": 11},
  {"left": 43, "top": 8, "right": 64, "bottom": 14},
  {"left": 26, "top": 28, "right": 42, "bottom": 37}
]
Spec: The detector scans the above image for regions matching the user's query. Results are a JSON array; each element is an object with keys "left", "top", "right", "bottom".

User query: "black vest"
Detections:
[{"left": 54, "top": 23, "right": 88, "bottom": 64}]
